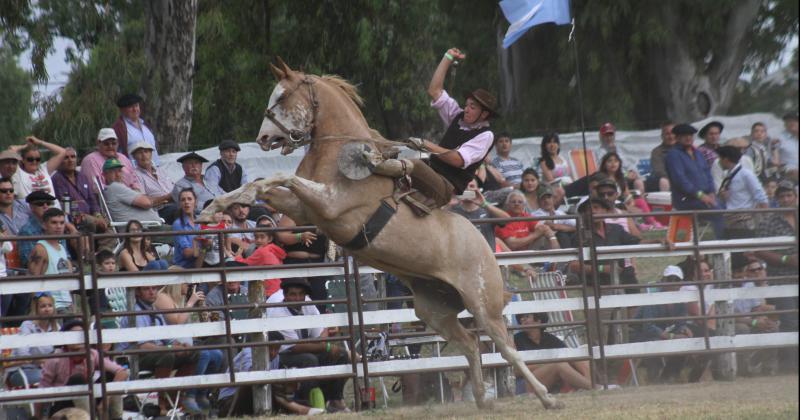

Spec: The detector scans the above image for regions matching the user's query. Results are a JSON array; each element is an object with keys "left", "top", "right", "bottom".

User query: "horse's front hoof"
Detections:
[{"left": 545, "top": 398, "right": 565, "bottom": 410}]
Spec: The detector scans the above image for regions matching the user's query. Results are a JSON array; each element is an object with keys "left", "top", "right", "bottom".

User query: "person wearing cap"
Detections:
[
  {"left": 17, "top": 191, "right": 77, "bottom": 267},
  {"left": 112, "top": 93, "right": 160, "bottom": 165},
  {"left": 531, "top": 185, "right": 576, "bottom": 247},
  {"left": 665, "top": 123, "right": 725, "bottom": 239},
  {"left": 0, "top": 149, "right": 21, "bottom": 179},
  {"left": 171, "top": 151, "right": 225, "bottom": 207},
  {"left": 266, "top": 277, "right": 351, "bottom": 413},
  {"left": 369, "top": 47, "right": 498, "bottom": 209},
  {"left": 449, "top": 177, "right": 509, "bottom": 251},
  {"left": 102, "top": 158, "right": 160, "bottom": 224},
  {"left": 710, "top": 137, "right": 755, "bottom": 190},
  {"left": 204, "top": 139, "right": 249, "bottom": 193},
  {"left": 774, "top": 112, "right": 799, "bottom": 181},
  {"left": 716, "top": 145, "right": 768, "bottom": 239},
  {"left": 598, "top": 122, "right": 617, "bottom": 155},
  {"left": 7, "top": 135, "right": 66, "bottom": 204},
  {"left": 130, "top": 141, "right": 177, "bottom": 223},
  {"left": 597, "top": 122, "right": 639, "bottom": 179},
  {"left": 80, "top": 128, "right": 143, "bottom": 192},
  {"left": 697, "top": 121, "right": 724, "bottom": 166}
]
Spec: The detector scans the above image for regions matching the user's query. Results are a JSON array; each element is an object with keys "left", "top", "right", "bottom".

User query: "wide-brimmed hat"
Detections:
[
  {"left": 280, "top": 277, "right": 313, "bottom": 296},
  {"left": 698, "top": 121, "right": 724, "bottom": 139},
  {"left": 465, "top": 89, "right": 500, "bottom": 118},
  {"left": 116, "top": 93, "right": 143, "bottom": 108},
  {"left": 219, "top": 139, "right": 241, "bottom": 152},
  {"left": 177, "top": 152, "right": 209, "bottom": 164}
]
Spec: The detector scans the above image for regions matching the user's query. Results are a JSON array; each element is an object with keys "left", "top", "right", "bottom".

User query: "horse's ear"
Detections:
[
  {"left": 276, "top": 56, "right": 292, "bottom": 75},
  {"left": 269, "top": 62, "right": 285, "bottom": 80}
]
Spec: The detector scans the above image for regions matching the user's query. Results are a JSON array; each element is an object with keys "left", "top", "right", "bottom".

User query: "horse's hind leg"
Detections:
[{"left": 474, "top": 311, "right": 564, "bottom": 410}]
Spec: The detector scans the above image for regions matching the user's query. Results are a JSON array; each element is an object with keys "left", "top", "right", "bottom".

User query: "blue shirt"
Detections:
[
  {"left": 124, "top": 118, "right": 160, "bottom": 166},
  {"left": 665, "top": 145, "right": 715, "bottom": 209},
  {"left": 172, "top": 216, "right": 199, "bottom": 268},
  {"left": 720, "top": 164, "right": 768, "bottom": 210},
  {"left": 0, "top": 200, "right": 31, "bottom": 235}
]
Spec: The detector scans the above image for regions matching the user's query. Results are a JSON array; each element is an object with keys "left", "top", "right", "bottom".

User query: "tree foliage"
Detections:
[{"left": 0, "top": 47, "right": 32, "bottom": 147}]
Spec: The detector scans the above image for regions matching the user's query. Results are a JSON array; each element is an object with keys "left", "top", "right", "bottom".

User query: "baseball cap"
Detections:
[
  {"left": 537, "top": 185, "right": 554, "bottom": 199},
  {"left": 662, "top": 265, "right": 684, "bottom": 280},
  {"left": 102, "top": 158, "right": 124, "bottom": 171},
  {"left": 129, "top": 142, "right": 154, "bottom": 155},
  {"left": 599, "top": 122, "right": 616, "bottom": 135},
  {"left": 97, "top": 128, "right": 118, "bottom": 142}
]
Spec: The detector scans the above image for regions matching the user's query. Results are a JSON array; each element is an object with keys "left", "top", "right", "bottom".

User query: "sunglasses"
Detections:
[
  {"left": 31, "top": 201, "right": 53, "bottom": 207},
  {"left": 0, "top": 188, "right": 14, "bottom": 194},
  {"left": 25, "top": 157, "right": 42, "bottom": 163}
]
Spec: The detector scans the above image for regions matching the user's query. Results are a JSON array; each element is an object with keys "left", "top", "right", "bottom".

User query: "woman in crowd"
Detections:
[
  {"left": 518, "top": 168, "right": 541, "bottom": 213},
  {"left": 8, "top": 293, "right": 59, "bottom": 388},
  {"left": 172, "top": 188, "right": 201, "bottom": 266},
  {"left": 10, "top": 136, "right": 66, "bottom": 204},
  {"left": 495, "top": 190, "right": 558, "bottom": 251},
  {"left": 678, "top": 256, "right": 717, "bottom": 382},
  {"left": 538, "top": 132, "right": 572, "bottom": 184},
  {"left": 118, "top": 220, "right": 168, "bottom": 271},
  {"left": 599, "top": 152, "right": 661, "bottom": 229}
]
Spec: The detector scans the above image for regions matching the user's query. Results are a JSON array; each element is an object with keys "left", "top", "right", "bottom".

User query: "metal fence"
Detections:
[{"left": 0, "top": 207, "right": 797, "bottom": 419}]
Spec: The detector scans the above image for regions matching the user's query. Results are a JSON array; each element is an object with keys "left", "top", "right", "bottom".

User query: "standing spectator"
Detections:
[
  {"left": 112, "top": 93, "right": 160, "bottom": 165},
  {"left": 774, "top": 112, "right": 799, "bottom": 182},
  {"left": 172, "top": 188, "right": 202, "bottom": 270},
  {"left": 491, "top": 133, "right": 524, "bottom": 188},
  {"left": 450, "top": 178, "right": 510, "bottom": 251},
  {"left": 171, "top": 152, "right": 224, "bottom": 207},
  {"left": 665, "top": 123, "right": 724, "bottom": 239},
  {"left": 532, "top": 185, "right": 576, "bottom": 247},
  {"left": 697, "top": 121, "right": 723, "bottom": 166},
  {"left": 710, "top": 137, "right": 755, "bottom": 190},
  {"left": 495, "top": 190, "right": 557, "bottom": 251},
  {"left": 745, "top": 122, "right": 774, "bottom": 179},
  {"left": 754, "top": 180, "right": 798, "bottom": 372},
  {"left": 538, "top": 132, "right": 572, "bottom": 185},
  {"left": 10, "top": 136, "right": 66, "bottom": 204},
  {"left": 646, "top": 122, "right": 676, "bottom": 192},
  {"left": 518, "top": 168, "right": 542, "bottom": 212},
  {"left": 234, "top": 215, "right": 287, "bottom": 297},
  {"left": 716, "top": 145, "right": 768, "bottom": 238},
  {"left": 51, "top": 147, "right": 108, "bottom": 234},
  {"left": 80, "top": 128, "right": 142, "bottom": 192},
  {"left": 26, "top": 208, "right": 74, "bottom": 313},
  {"left": 0, "top": 149, "right": 21, "bottom": 180},
  {"left": 7, "top": 292, "right": 59, "bottom": 388},
  {"left": 204, "top": 139, "right": 249, "bottom": 193},
  {"left": 130, "top": 142, "right": 176, "bottom": 224},
  {"left": 102, "top": 158, "right": 161, "bottom": 224}
]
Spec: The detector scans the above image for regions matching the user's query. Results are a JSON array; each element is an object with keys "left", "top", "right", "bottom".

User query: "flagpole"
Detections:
[{"left": 569, "top": 16, "right": 609, "bottom": 389}]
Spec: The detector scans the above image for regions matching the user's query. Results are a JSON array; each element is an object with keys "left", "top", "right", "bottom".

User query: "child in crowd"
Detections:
[
  {"left": 90, "top": 250, "right": 115, "bottom": 314},
  {"left": 8, "top": 292, "right": 59, "bottom": 388},
  {"left": 198, "top": 203, "right": 239, "bottom": 267},
  {"left": 235, "top": 215, "right": 287, "bottom": 297}
]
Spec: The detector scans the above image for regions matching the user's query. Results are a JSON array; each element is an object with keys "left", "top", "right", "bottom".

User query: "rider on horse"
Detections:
[{"left": 370, "top": 47, "right": 500, "bottom": 209}]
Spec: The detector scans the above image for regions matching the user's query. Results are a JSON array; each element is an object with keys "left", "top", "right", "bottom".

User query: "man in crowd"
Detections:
[
  {"left": 532, "top": 185, "right": 576, "bottom": 247},
  {"left": 665, "top": 123, "right": 724, "bottom": 239},
  {"left": 205, "top": 139, "right": 249, "bottom": 193},
  {"left": 0, "top": 150, "right": 21, "bottom": 180},
  {"left": 449, "top": 178, "right": 509, "bottom": 251},
  {"left": 716, "top": 145, "right": 768, "bottom": 239},
  {"left": 172, "top": 152, "right": 224, "bottom": 208},
  {"left": 27, "top": 208, "right": 74, "bottom": 313},
  {"left": 81, "top": 128, "right": 142, "bottom": 192},
  {"left": 490, "top": 133, "right": 524, "bottom": 188},
  {"left": 646, "top": 122, "right": 675, "bottom": 192},
  {"left": 731, "top": 254, "right": 779, "bottom": 376},
  {"left": 697, "top": 121, "right": 723, "bottom": 166},
  {"left": 131, "top": 142, "right": 176, "bottom": 223},
  {"left": 266, "top": 278, "right": 351, "bottom": 413},
  {"left": 112, "top": 93, "right": 160, "bottom": 164},
  {"left": 51, "top": 147, "right": 108, "bottom": 233},
  {"left": 0, "top": 176, "right": 30, "bottom": 235},
  {"left": 18, "top": 191, "right": 78, "bottom": 267},
  {"left": 102, "top": 158, "right": 160, "bottom": 224},
  {"left": 226, "top": 202, "right": 256, "bottom": 245},
  {"left": 369, "top": 47, "right": 497, "bottom": 209},
  {"left": 598, "top": 122, "right": 618, "bottom": 156},
  {"left": 775, "top": 112, "right": 799, "bottom": 182},
  {"left": 205, "top": 280, "right": 246, "bottom": 321},
  {"left": 746, "top": 122, "right": 774, "bottom": 180}
]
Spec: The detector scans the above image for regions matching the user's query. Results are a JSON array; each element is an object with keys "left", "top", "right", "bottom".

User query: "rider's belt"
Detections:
[{"left": 343, "top": 199, "right": 396, "bottom": 250}]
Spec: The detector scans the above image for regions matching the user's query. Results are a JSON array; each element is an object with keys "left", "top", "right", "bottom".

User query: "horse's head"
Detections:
[{"left": 257, "top": 58, "right": 317, "bottom": 155}]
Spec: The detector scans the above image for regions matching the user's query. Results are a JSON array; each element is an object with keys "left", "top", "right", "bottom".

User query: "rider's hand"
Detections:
[
  {"left": 446, "top": 48, "right": 466, "bottom": 61},
  {"left": 406, "top": 137, "right": 425, "bottom": 151}
]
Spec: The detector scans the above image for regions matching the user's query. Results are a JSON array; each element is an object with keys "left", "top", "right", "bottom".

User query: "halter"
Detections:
[{"left": 263, "top": 76, "right": 319, "bottom": 151}]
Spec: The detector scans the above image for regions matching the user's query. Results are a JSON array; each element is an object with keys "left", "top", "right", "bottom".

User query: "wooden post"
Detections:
[
  {"left": 713, "top": 254, "right": 737, "bottom": 380},
  {"left": 248, "top": 280, "right": 271, "bottom": 414}
]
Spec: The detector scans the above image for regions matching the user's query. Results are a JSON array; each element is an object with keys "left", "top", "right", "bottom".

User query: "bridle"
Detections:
[{"left": 263, "top": 76, "right": 319, "bottom": 152}]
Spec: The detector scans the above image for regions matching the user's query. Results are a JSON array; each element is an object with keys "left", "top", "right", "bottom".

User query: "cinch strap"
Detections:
[{"left": 343, "top": 200, "right": 396, "bottom": 250}]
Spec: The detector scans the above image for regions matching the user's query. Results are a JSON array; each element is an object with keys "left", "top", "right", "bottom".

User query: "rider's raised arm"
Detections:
[{"left": 428, "top": 47, "right": 464, "bottom": 101}]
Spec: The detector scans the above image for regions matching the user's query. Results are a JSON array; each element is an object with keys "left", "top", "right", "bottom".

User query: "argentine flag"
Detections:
[{"left": 500, "top": 0, "right": 572, "bottom": 49}]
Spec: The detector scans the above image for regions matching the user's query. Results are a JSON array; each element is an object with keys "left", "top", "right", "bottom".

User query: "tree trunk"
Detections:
[
  {"left": 651, "top": 0, "right": 760, "bottom": 122},
  {"left": 143, "top": 0, "right": 198, "bottom": 153}
]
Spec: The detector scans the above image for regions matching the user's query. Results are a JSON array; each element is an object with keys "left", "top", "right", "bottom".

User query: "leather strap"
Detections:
[{"left": 343, "top": 200, "right": 396, "bottom": 250}]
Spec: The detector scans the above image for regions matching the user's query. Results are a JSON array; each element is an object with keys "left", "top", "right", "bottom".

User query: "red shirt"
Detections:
[
  {"left": 235, "top": 243, "right": 287, "bottom": 297},
  {"left": 494, "top": 211, "right": 537, "bottom": 240}
]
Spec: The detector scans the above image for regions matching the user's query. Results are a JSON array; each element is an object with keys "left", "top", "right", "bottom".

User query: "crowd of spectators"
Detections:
[{"left": 0, "top": 92, "right": 797, "bottom": 416}]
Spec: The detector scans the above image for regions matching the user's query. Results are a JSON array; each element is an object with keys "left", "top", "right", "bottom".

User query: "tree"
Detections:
[{"left": 0, "top": 47, "right": 32, "bottom": 147}]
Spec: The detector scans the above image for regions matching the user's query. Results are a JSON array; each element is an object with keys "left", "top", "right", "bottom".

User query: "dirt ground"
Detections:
[{"left": 285, "top": 375, "right": 798, "bottom": 420}]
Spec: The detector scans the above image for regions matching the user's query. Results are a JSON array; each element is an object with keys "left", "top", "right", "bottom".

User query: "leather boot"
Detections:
[{"left": 369, "top": 158, "right": 414, "bottom": 178}]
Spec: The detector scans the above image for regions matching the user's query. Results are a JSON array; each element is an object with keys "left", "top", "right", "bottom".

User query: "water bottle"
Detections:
[{"left": 62, "top": 194, "right": 72, "bottom": 216}]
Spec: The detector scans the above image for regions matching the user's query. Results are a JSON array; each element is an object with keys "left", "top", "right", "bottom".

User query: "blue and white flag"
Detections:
[{"left": 499, "top": 0, "right": 571, "bottom": 49}]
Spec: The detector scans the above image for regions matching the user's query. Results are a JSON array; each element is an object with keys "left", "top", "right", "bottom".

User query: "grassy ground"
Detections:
[{"left": 270, "top": 375, "right": 798, "bottom": 420}]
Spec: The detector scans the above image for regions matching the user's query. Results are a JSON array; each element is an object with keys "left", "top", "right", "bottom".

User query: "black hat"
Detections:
[
  {"left": 177, "top": 152, "right": 209, "bottom": 164},
  {"left": 782, "top": 112, "right": 798, "bottom": 122},
  {"left": 219, "top": 139, "right": 241, "bottom": 151},
  {"left": 116, "top": 93, "right": 143, "bottom": 108},
  {"left": 672, "top": 123, "right": 697, "bottom": 136},
  {"left": 698, "top": 121, "right": 724, "bottom": 139},
  {"left": 577, "top": 197, "right": 613, "bottom": 213},
  {"left": 280, "top": 278, "right": 313, "bottom": 296},
  {"left": 26, "top": 190, "right": 56, "bottom": 203}
]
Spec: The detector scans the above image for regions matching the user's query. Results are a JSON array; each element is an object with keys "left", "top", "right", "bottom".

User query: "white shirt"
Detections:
[
  {"left": 11, "top": 162, "right": 61, "bottom": 209},
  {"left": 266, "top": 289, "right": 322, "bottom": 353}
]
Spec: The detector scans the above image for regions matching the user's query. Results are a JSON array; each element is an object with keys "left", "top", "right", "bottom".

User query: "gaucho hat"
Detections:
[
  {"left": 465, "top": 89, "right": 500, "bottom": 118},
  {"left": 698, "top": 121, "right": 724, "bottom": 139}
]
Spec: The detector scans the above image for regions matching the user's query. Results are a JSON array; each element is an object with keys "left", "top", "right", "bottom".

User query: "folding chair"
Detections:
[
  {"left": 529, "top": 271, "right": 583, "bottom": 348},
  {"left": 568, "top": 149, "right": 598, "bottom": 179}
]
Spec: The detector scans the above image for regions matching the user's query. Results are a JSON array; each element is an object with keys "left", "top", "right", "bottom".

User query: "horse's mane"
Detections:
[{"left": 320, "top": 74, "right": 364, "bottom": 107}]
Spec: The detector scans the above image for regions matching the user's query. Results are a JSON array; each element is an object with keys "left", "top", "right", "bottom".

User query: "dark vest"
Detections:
[
  {"left": 210, "top": 159, "right": 243, "bottom": 193},
  {"left": 428, "top": 112, "right": 494, "bottom": 194}
]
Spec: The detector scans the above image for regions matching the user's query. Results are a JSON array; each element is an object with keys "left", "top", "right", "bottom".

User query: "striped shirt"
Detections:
[{"left": 491, "top": 156, "right": 524, "bottom": 185}]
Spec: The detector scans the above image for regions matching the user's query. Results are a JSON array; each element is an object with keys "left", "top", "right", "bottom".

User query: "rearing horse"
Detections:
[{"left": 201, "top": 58, "right": 562, "bottom": 410}]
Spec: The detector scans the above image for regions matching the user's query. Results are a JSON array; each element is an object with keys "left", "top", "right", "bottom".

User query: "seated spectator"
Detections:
[
  {"left": 155, "top": 283, "right": 205, "bottom": 326},
  {"left": 731, "top": 254, "right": 779, "bottom": 376},
  {"left": 697, "top": 121, "right": 723, "bottom": 166},
  {"left": 172, "top": 188, "right": 202, "bottom": 270},
  {"left": 518, "top": 168, "right": 541, "bottom": 212},
  {"left": 538, "top": 132, "right": 572, "bottom": 186},
  {"left": 9, "top": 136, "right": 66, "bottom": 206},
  {"left": 266, "top": 278, "right": 351, "bottom": 413},
  {"left": 598, "top": 152, "right": 631, "bottom": 198},
  {"left": 118, "top": 220, "right": 169, "bottom": 271},
  {"left": 119, "top": 285, "right": 200, "bottom": 415},
  {"left": 593, "top": 178, "right": 641, "bottom": 238},
  {"left": 18, "top": 191, "right": 77, "bottom": 267},
  {"left": 563, "top": 171, "right": 608, "bottom": 200},
  {"left": 275, "top": 215, "right": 330, "bottom": 311},
  {"left": 171, "top": 152, "right": 224, "bottom": 207},
  {"left": 102, "top": 158, "right": 160, "bottom": 225},
  {"left": 8, "top": 292, "right": 59, "bottom": 388},
  {"left": 39, "top": 320, "right": 128, "bottom": 418},
  {"left": 227, "top": 202, "right": 257, "bottom": 251},
  {"left": 665, "top": 123, "right": 724, "bottom": 238},
  {"left": 677, "top": 257, "right": 716, "bottom": 339},
  {"left": 27, "top": 208, "right": 74, "bottom": 313},
  {"left": 716, "top": 145, "right": 768, "bottom": 239},
  {"left": 113, "top": 93, "right": 160, "bottom": 165},
  {"left": 205, "top": 280, "right": 247, "bottom": 320},
  {"left": 514, "top": 312, "right": 593, "bottom": 393},
  {"left": 491, "top": 133, "right": 524, "bottom": 188},
  {"left": 495, "top": 191, "right": 557, "bottom": 251},
  {"left": 235, "top": 216, "right": 287, "bottom": 298},
  {"left": 87, "top": 250, "right": 115, "bottom": 315},
  {"left": 449, "top": 178, "right": 509, "bottom": 251},
  {"left": 196, "top": 204, "right": 239, "bottom": 268},
  {"left": 0, "top": 176, "right": 30, "bottom": 235},
  {"left": 631, "top": 266, "right": 692, "bottom": 383},
  {"left": 131, "top": 142, "right": 176, "bottom": 224},
  {"left": 205, "top": 139, "right": 249, "bottom": 193},
  {"left": 774, "top": 112, "right": 798, "bottom": 182},
  {"left": 80, "top": 128, "right": 142, "bottom": 192},
  {"left": 0, "top": 150, "right": 21, "bottom": 181},
  {"left": 764, "top": 177, "right": 780, "bottom": 208},
  {"left": 532, "top": 186, "right": 576, "bottom": 247},
  {"left": 51, "top": 147, "right": 109, "bottom": 234},
  {"left": 217, "top": 331, "right": 324, "bottom": 417},
  {"left": 0, "top": 176, "right": 30, "bottom": 323},
  {"left": 646, "top": 122, "right": 675, "bottom": 192}
]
